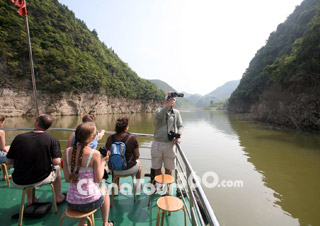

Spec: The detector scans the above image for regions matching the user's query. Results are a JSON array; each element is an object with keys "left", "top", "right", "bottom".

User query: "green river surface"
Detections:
[{"left": 3, "top": 110, "right": 320, "bottom": 226}]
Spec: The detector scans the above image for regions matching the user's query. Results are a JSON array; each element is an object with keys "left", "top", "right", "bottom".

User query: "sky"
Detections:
[{"left": 58, "top": 0, "right": 303, "bottom": 95}]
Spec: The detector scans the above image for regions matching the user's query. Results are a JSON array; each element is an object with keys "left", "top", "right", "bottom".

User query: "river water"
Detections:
[{"left": 3, "top": 110, "right": 320, "bottom": 226}]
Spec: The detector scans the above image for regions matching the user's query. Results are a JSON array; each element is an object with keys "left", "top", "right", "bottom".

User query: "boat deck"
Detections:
[{"left": 0, "top": 168, "right": 191, "bottom": 226}]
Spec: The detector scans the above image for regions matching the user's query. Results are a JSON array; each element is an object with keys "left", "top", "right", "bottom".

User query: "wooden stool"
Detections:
[
  {"left": 0, "top": 163, "right": 10, "bottom": 186},
  {"left": 18, "top": 183, "right": 57, "bottom": 226},
  {"left": 148, "top": 174, "right": 174, "bottom": 207},
  {"left": 111, "top": 173, "right": 136, "bottom": 208},
  {"left": 59, "top": 207, "right": 97, "bottom": 226},
  {"left": 156, "top": 196, "right": 187, "bottom": 226}
]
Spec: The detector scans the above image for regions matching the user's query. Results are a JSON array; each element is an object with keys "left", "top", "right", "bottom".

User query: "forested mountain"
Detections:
[
  {"left": 206, "top": 80, "right": 240, "bottom": 101},
  {"left": 228, "top": 0, "right": 320, "bottom": 130},
  {"left": 148, "top": 79, "right": 194, "bottom": 108},
  {"left": 0, "top": 0, "right": 164, "bottom": 101},
  {"left": 196, "top": 80, "right": 240, "bottom": 107}
]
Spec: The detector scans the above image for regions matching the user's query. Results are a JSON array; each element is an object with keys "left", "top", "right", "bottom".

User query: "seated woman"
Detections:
[
  {"left": 0, "top": 114, "right": 11, "bottom": 180},
  {"left": 63, "top": 122, "right": 113, "bottom": 226},
  {"left": 66, "top": 114, "right": 105, "bottom": 150},
  {"left": 105, "top": 117, "right": 142, "bottom": 189}
]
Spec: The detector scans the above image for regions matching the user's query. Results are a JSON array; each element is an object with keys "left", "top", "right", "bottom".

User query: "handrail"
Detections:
[
  {"left": 2, "top": 127, "right": 219, "bottom": 225},
  {"left": 1, "top": 127, "right": 154, "bottom": 138}
]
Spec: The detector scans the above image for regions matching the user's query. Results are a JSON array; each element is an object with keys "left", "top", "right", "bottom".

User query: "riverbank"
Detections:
[{"left": 0, "top": 88, "right": 162, "bottom": 116}]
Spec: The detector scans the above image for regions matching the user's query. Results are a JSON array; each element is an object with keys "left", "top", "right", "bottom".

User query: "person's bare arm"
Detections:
[
  {"left": 93, "top": 151, "right": 108, "bottom": 183},
  {"left": 97, "top": 130, "right": 105, "bottom": 141},
  {"left": 63, "top": 148, "right": 70, "bottom": 182},
  {"left": 65, "top": 132, "right": 75, "bottom": 149},
  {"left": 52, "top": 157, "right": 61, "bottom": 166},
  {"left": 0, "top": 130, "right": 6, "bottom": 151}
]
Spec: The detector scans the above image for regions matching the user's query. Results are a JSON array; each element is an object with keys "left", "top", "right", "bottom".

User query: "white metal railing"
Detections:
[{"left": 2, "top": 127, "right": 220, "bottom": 225}]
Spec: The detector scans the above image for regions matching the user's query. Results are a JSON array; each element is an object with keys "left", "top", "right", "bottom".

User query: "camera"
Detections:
[
  {"left": 168, "top": 92, "right": 184, "bottom": 98},
  {"left": 168, "top": 131, "right": 181, "bottom": 141},
  {"left": 99, "top": 147, "right": 107, "bottom": 157}
]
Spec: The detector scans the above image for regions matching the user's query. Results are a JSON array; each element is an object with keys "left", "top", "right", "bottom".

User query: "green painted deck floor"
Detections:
[{"left": 0, "top": 169, "right": 191, "bottom": 226}]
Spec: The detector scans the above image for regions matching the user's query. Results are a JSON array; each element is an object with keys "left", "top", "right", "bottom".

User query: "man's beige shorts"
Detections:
[
  {"left": 151, "top": 140, "right": 176, "bottom": 170},
  {"left": 12, "top": 165, "right": 59, "bottom": 189}
]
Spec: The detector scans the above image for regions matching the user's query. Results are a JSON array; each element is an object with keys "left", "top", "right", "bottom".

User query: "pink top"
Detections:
[{"left": 66, "top": 148, "right": 101, "bottom": 204}]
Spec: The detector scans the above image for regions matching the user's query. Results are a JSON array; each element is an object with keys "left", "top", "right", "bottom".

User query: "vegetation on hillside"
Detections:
[
  {"left": 265, "top": 6, "right": 320, "bottom": 90},
  {"left": 0, "top": 0, "right": 164, "bottom": 101},
  {"left": 228, "top": 0, "right": 319, "bottom": 112},
  {"left": 228, "top": 0, "right": 320, "bottom": 130}
]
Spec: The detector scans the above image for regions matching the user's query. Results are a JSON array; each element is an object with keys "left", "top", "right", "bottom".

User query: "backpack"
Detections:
[{"left": 108, "top": 133, "right": 130, "bottom": 170}]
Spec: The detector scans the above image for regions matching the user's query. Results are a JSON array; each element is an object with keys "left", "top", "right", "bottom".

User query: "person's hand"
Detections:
[
  {"left": 174, "top": 138, "right": 181, "bottom": 144},
  {"left": 101, "top": 154, "right": 108, "bottom": 163}
]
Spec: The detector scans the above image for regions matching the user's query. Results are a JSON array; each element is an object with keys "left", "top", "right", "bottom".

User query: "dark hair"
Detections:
[
  {"left": 36, "top": 114, "right": 52, "bottom": 130},
  {"left": 69, "top": 122, "right": 96, "bottom": 183},
  {"left": 115, "top": 117, "right": 129, "bottom": 133},
  {"left": 82, "top": 114, "right": 96, "bottom": 123},
  {"left": 0, "top": 115, "right": 5, "bottom": 122}
]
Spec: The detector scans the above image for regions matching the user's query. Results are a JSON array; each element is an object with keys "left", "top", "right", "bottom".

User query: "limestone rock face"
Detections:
[{"left": 0, "top": 88, "right": 162, "bottom": 116}]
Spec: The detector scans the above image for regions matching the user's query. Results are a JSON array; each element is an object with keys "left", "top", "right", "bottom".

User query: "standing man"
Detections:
[
  {"left": 151, "top": 92, "right": 184, "bottom": 177},
  {"left": 6, "top": 114, "right": 66, "bottom": 206}
]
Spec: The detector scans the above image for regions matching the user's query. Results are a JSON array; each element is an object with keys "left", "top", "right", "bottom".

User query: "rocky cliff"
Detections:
[{"left": 0, "top": 88, "right": 162, "bottom": 116}]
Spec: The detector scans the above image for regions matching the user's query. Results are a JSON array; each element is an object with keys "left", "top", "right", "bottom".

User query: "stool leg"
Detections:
[
  {"left": 2, "top": 164, "right": 10, "bottom": 187},
  {"left": 50, "top": 183, "right": 58, "bottom": 213},
  {"left": 111, "top": 176, "right": 118, "bottom": 208},
  {"left": 183, "top": 207, "right": 187, "bottom": 226},
  {"left": 156, "top": 208, "right": 161, "bottom": 226},
  {"left": 59, "top": 212, "right": 66, "bottom": 226},
  {"left": 91, "top": 213, "right": 95, "bottom": 226},
  {"left": 148, "top": 179, "right": 155, "bottom": 206},
  {"left": 131, "top": 175, "right": 136, "bottom": 202},
  {"left": 86, "top": 216, "right": 93, "bottom": 226},
  {"left": 161, "top": 210, "right": 165, "bottom": 226},
  {"left": 18, "top": 188, "right": 28, "bottom": 226}
]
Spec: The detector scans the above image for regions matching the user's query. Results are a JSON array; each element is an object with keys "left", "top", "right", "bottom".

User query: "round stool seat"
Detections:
[
  {"left": 60, "top": 207, "right": 97, "bottom": 226},
  {"left": 65, "top": 207, "right": 97, "bottom": 219},
  {"left": 157, "top": 196, "right": 184, "bottom": 212},
  {"left": 154, "top": 174, "right": 174, "bottom": 184}
]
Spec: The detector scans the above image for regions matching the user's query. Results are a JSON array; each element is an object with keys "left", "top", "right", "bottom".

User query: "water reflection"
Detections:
[
  {"left": 229, "top": 117, "right": 320, "bottom": 226},
  {"left": 180, "top": 110, "right": 236, "bottom": 137}
]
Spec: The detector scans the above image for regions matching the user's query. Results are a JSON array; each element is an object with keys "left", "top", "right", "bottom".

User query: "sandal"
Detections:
[{"left": 108, "top": 220, "right": 114, "bottom": 226}]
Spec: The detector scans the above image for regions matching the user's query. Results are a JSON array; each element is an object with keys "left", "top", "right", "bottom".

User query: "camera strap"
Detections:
[{"left": 166, "top": 110, "right": 176, "bottom": 134}]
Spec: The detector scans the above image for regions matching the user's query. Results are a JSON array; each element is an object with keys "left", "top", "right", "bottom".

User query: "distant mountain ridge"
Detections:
[
  {"left": 148, "top": 79, "right": 194, "bottom": 108},
  {"left": 149, "top": 79, "right": 240, "bottom": 108}
]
